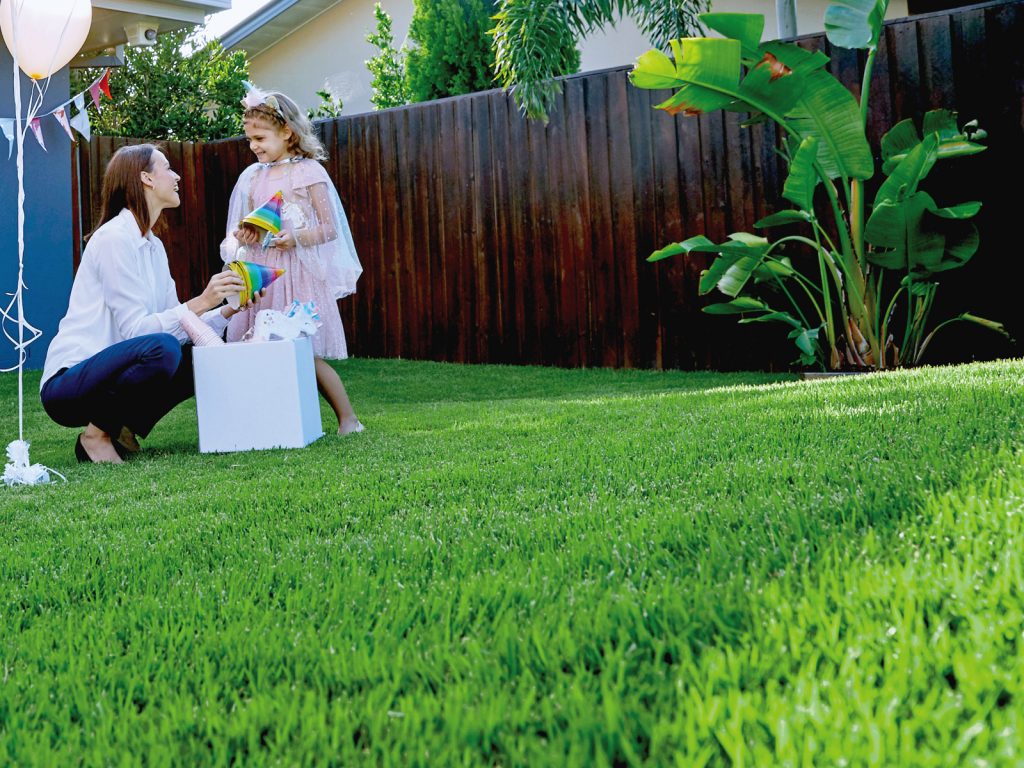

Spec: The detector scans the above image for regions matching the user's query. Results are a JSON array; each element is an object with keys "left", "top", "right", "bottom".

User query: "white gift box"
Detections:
[{"left": 192, "top": 337, "right": 324, "bottom": 453}]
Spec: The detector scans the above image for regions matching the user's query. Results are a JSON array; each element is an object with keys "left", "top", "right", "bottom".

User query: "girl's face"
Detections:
[
  {"left": 244, "top": 118, "right": 292, "bottom": 164},
  {"left": 142, "top": 150, "right": 180, "bottom": 211}
]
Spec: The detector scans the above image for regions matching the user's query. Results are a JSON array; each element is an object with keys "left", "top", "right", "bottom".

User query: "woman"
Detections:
[{"left": 40, "top": 143, "right": 248, "bottom": 464}]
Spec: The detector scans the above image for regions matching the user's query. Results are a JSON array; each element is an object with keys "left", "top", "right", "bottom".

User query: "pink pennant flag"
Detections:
[
  {"left": 89, "top": 81, "right": 102, "bottom": 111},
  {"left": 53, "top": 107, "right": 75, "bottom": 141},
  {"left": 29, "top": 118, "right": 46, "bottom": 151}
]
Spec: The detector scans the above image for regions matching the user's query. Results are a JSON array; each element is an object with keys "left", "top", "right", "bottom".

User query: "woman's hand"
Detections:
[
  {"left": 188, "top": 270, "right": 245, "bottom": 315},
  {"left": 220, "top": 288, "right": 267, "bottom": 318},
  {"left": 233, "top": 223, "right": 262, "bottom": 246}
]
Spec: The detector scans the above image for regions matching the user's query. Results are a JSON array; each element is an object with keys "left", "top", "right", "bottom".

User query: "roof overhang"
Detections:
[
  {"left": 220, "top": 0, "right": 341, "bottom": 59},
  {"left": 77, "top": 0, "right": 231, "bottom": 55}
]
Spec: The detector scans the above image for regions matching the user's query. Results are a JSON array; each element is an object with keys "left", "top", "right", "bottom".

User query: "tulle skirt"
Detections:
[{"left": 226, "top": 248, "right": 348, "bottom": 359}]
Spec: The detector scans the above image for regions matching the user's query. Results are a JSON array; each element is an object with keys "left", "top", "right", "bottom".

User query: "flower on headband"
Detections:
[{"left": 241, "top": 81, "right": 283, "bottom": 118}]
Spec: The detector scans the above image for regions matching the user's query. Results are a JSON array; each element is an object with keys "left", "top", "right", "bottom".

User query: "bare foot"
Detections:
[
  {"left": 80, "top": 425, "right": 123, "bottom": 464},
  {"left": 338, "top": 417, "right": 364, "bottom": 436}
]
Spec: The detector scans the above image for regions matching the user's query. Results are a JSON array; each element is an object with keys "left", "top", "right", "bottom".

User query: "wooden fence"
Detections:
[{"left": 74, "top": 0, "right": 1023, "bottom": 370}]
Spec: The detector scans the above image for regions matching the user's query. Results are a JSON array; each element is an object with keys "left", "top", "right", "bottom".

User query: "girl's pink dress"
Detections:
[{"left": 220, "top": 158, "right": 362, "bottom": 359}]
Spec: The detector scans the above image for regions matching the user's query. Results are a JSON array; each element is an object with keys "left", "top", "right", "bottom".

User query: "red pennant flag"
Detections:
[
  {"left": 98, "top": 69, "right": 112, "bottom": 100},
  {"left": 29, "top": 118, "right": 46, "bottom": 151},
  {"left": 53, "top": 107, "right": 75, "bottom": 141}
]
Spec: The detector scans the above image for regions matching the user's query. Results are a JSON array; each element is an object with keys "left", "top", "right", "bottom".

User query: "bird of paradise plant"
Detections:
[{"left": 630, "top": 0, "right": 1007, "bottom": 370}]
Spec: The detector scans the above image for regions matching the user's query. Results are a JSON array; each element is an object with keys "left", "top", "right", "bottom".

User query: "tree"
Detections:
[
  {"left": 492, "top": 0, "right": 709, "bottom": 121},
  {"left": 308, "top": 89, "right": 345, "bottom": 120},
  {"left": 405, "top": 0, "right": 501, "bottom": 102},
  {"left": 70, "top": 29, "right": 249, "bottom": 141},
  {"left": 365, "top": 3, "right": 411, "bottom": 109},
  {"left": 404, "top": 0, "right": 579, "bottom": 103}
]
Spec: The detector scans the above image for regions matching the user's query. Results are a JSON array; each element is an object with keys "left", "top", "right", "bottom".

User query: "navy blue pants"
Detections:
[{"left": 40, "top": 333, "right": 194, "bottom": 440}]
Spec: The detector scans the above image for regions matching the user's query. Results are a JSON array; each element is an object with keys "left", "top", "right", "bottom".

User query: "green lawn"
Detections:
[{"left": 2, "top": 358, "right": 1023, "bottom": 766}]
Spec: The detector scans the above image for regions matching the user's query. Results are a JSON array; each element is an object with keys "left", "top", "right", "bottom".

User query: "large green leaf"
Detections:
[
  {"left": 923, "top": 109, "right": 966, "bottom": 142},
  {"left": 700, "top": 13, "right": 764, "bottom": 60},
  {"left": 639, "top": 38, "right": 813, "bottom": 122},
  {"left": 865, "top": 191, "right": 982, "bottom": 275},
  {"left": 641, "top": 39, "right": 742, "bottom": 116},
  {"left": 738, "top": 42, "right": 829, "bottom": 121},
  {"left": 789, "top": 325, "right": 824, "bottom": 366},
  {"left": 755, "top": 210, "right": 813, "bottom": 227},
  {"left": 824, "top": 0, "right": 888, "bottom": 50},
  {"left": 696, "top": 235, "right": 771, "bottom": 296},
  {"left": 782, "top": 136, "right": 820, "bottom": 211},
  {"left": 630, "top": 48, "right": 685, "bottom": 90},
  {"left": 787, "top": 69, "right": 874, "bottom": 180},
  {"left": 880, "top": 118, "right": 920, "bottom": 166},
  {"left": 881, "top": 110, "right": 987, "bottom": 174},
  {"left": 753, "top": 257, "right": 796, "bottom": 281},
  {"left": 702, "top": 297, "right": 771, "bottom": 314},
  {"left": 738, "top": 310, "right": 803, "bottom": 329},
  {"left": 647, "top": 235, "right": 715, "bottom": 262},
  {"left": 633, "top": 33, "right": 871, "bottom": 182},
  {"left": 874, "top": 135, "right": 937, "bottom": 207},
  {"left": 958, "top": 313, "right": 1010, "bottom": 339}
]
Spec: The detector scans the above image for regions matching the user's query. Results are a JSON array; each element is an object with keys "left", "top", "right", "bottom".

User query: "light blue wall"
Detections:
[{"left": 0, "top": 48, "right": 73, "bottom": 371}]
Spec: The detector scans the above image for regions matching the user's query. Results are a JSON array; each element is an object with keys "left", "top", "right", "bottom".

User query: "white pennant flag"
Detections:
[
  {"left": 53, "top": 107, "right": 75, "bottom": 142},
  {"left": 70, "top": 94, "right": 91, "bottom": 142},
  {"left": 0, "top": 118, "right": 13, "bottom": 160}
]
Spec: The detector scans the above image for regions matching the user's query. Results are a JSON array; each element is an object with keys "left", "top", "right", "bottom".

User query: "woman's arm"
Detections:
[
  {"left": 96, "top": 235, "right": 190, "bottom": 339},
  {"left": 97, "top": 234, "right": 245, "bottom": 340}
]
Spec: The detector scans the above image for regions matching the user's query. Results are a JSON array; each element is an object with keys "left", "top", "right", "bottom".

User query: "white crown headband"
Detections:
[{"left": 241, "top": 81, "right": 284, "bottom": 120}]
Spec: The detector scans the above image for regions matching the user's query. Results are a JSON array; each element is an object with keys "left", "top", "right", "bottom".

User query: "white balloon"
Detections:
[{"left": 0, "top": 0, "right": 92, "bottom": 81}]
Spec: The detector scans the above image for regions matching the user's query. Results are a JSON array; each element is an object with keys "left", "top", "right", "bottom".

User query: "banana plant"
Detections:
[{"left": 631, "top": 0, "right": 1007, "bottom": 370}]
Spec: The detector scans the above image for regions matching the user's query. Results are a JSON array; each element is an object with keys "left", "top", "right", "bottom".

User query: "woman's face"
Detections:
[
  {"left": 143, "top": 150, "right": 180, "bottom": 211},
  {"left": 245, "top": 118, "right": 292, "bottom": 164}
]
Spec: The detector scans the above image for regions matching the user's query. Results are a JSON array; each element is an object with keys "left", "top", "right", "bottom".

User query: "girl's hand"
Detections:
[
  {"left": 191, "top": 270, "right": 245, "bottom": 314},
  {"left": 269, "top": 231, "right": 296, "bottom": 250},
  {"left": 233, "top": 223, "right": 262, "bottom": 246}
]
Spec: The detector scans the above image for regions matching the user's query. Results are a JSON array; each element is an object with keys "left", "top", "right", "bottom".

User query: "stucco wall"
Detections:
[
  {"left": 248, "top": 0, "right": 414, "bottom": 116},
  {"left": 245, "top": 0, "right": 909, "bottom": 115},
  {"left": 0, "top": 49, "right": 73, "bottom": 371}
]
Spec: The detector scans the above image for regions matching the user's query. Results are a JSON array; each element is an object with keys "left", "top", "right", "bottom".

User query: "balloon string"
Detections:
[{"left": 2, "top": 1, "right": 80, "bottom": 453}]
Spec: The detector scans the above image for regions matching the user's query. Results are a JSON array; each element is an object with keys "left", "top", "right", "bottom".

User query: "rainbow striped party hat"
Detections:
[
  {"left": 241, "top": 191, "right": 284, "bottom": 245},
  {"left": 226, "top": 260, "right": 286, "bottom": 308}
]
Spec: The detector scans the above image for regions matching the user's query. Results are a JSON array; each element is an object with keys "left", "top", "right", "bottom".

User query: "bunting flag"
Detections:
[
  {"left": 0, "top": 70, "right": 111, "bottom": 155},
  {"left": 0, "top": 118, "right": 13, "bottom": 160},
  {"left": 98, "top": 69, "right": 112, "bottom": 100},
  {"left": 69, "top": 95, "right": 90, "bottom": 142},
  {"left": 29, "top": 118, "right": 46, "bottom": 151},
  {"left": 53, "top": 108, "right": 75, "bottom": 142},
  {"left": 88, "top": 80, "right": 102, "bottom": 111}
]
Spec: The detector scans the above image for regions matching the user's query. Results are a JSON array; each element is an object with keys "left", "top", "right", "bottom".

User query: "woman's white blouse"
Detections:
[{"left": 41, "top": 208, "right": 228, "bottom": 387}]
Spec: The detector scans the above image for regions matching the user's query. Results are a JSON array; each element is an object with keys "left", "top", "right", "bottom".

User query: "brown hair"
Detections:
[
  {"left": 243, "top": 91, "right": 327, "bottom": 161},
  {"left": 97, "top": 143, "right": 160, "bottom": 236}
]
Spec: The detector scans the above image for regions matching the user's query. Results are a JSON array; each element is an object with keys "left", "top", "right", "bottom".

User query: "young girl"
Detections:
[{"left": 221, "top": 86, "right": 364, "bottom": 435}]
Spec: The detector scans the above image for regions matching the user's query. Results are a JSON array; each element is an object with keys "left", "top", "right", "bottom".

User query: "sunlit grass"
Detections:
[{"left": 2, "top": 358, "right": 1023, "bottom": 765}]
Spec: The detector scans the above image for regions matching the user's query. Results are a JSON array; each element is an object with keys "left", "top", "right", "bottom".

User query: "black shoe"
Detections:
[
  {"left": 74, "top": 434, "right": 92, "bottom": 463},
  {"left": 115, "top": 426, "right": 140, "bottom": 456}
]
